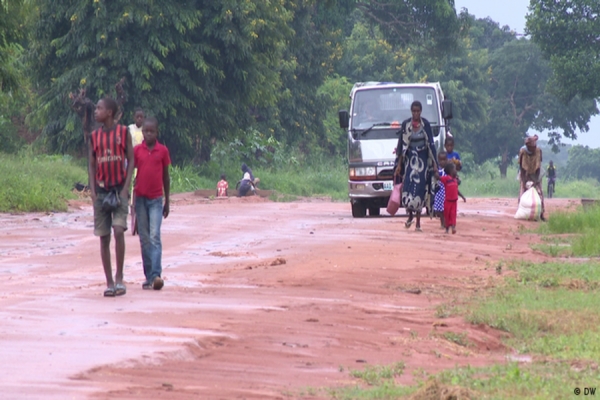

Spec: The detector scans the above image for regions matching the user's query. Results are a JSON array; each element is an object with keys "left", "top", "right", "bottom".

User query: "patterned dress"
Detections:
[
  {"left": 433, "top": 168, "right": 446, "bottom": 213},
  {"left": 400, "top": 119, "right": 438, "bottom": 213}
]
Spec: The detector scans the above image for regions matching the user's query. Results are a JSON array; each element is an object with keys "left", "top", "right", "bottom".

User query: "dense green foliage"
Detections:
[
  {"left": 0, "top": 0, "right": 597, "bottom": 200},
  {"left": 527, "top": 0, "right": 600, "bottom": 101}
]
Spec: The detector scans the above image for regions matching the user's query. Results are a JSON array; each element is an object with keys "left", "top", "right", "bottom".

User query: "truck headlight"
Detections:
[{"left": 349, "top": 167, "right": 376, "bottom": 180}]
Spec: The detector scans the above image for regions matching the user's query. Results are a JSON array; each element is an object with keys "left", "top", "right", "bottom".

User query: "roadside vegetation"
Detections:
[
  {"left": 317, "top": 257, "right": 600, "bottom": 399},
  {"left": 0, "top": 152, "right": 86, "bottom": 212},
  {"left": 533, "top": 204, "right": 600, "bottom": 257},
  {"left": 3, "top": 150, "right": 600, "bottom": 213}
]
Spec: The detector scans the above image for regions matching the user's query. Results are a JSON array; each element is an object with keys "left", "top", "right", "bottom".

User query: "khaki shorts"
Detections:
[{"left": 93, "top": 187, "right": 129, "bottom": 237}]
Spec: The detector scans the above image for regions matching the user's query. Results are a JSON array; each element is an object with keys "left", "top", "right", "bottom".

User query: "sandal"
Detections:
[
  {"left": 415, "top": 227, "right": 423, "bottom": 232},
  {"left": 405, "top": 219, "right": 414, "bottom": 229},
  {"left": 142, "top": 281, "right": 152, "bottom": 290},
  {"left": 115, "top": 283, "right": 127, "bottom": 296},
  {"left": 103, "top": 287, "right": 116, "bottom": 297}
]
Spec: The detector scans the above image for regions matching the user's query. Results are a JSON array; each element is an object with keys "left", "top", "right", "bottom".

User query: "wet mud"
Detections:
[{"left": 0, "top": 194, "right": 576, "bottom": 399}]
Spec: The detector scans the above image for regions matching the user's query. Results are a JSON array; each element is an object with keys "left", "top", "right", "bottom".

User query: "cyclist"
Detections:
[{"left": 547, "top": 160, "right": 557, "bottom": 198}]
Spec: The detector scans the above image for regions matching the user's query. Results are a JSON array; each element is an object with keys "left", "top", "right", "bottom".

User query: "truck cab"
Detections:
[{"left": 339, "top": 82, "right": 452, "bottom": 218}]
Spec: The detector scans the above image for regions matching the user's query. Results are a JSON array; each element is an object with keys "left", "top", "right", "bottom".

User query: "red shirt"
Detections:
[
  {"left": 91, "top": 124, "right": 128, "bottom": 188},
  {"left": 440, "top": 175, "right": 459, "bottom": 201},
  {"left": 217, "top": 180, "right": 228, "bottom": 197},
  {"left": 134, "top": 141, "right": 171, "bottom": 199}
]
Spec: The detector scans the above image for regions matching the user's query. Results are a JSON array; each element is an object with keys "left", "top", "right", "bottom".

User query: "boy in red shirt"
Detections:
[
  {"left": 89, "top": 97, "right": 135, "bottom": 297},
  {"left": 134, "top": 117, "right": 171, "bottom": 290},
  {"left": 439, "top": 163, "right": 466, "bottom": 234},
  {"left": 216, "top": 174, "right": 228, "bottom": 197}
]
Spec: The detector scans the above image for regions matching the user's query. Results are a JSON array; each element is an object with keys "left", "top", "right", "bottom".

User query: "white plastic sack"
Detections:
[{"left": 515, "top": 185, "right": 542, "bottom": 221}]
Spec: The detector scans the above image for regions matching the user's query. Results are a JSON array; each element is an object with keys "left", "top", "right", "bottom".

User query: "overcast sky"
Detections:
[{"left": 454, "top": 0, "right": 600, "bottom": 149}]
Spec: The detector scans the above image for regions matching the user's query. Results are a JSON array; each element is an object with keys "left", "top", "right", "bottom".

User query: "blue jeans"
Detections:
[{"left": 135, "top": 196, "right": 164, "bottom": 282}]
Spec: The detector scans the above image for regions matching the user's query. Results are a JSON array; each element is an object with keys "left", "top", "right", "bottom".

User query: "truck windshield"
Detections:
[{"left": 351, "top": 87, "right": 439, "bottom": 134}]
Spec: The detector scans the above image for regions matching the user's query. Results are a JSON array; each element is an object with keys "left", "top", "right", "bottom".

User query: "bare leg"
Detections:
[
  {"left": 114, "top": 226, "right": 125, "bottom": 284},
  {"left": 415, "top": 212, "right": 422, "bottom": 231},
  {"left": 405, "top": 211, "right": 414, "bottom": 228},
  {"left": 100, "top": 235, "right": 114, "bottom": 288},
  {"left": 440, "top": 213, "right": 445, "bottom": 228}
]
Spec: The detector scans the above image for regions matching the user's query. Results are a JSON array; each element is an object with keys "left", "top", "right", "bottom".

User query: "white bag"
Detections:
[{"left": 515, "top": 185, "right": 542, "bottom": 221}]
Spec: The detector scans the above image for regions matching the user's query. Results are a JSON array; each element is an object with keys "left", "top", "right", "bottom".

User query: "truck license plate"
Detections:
[{"left": 383, "top": 182, "right": 393, "bottom": 191}]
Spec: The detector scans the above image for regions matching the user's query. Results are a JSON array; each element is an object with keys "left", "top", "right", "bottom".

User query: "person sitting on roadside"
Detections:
[
  {"left": 236, "top": 163, "right": 257, "bottom": 197},
  {"left": 518, "top": 134, "right": 546, "bottom": 221},
  {"left": 216, "top": 174, "right": 229, "bottom": 197}
]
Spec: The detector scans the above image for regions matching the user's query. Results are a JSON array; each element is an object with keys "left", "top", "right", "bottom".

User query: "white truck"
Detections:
[{"left": 338, "top": 82, "right": 453, "bottom": 218}]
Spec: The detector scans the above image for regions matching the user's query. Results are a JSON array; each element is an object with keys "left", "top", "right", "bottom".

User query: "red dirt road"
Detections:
[{"left": 0, "top": 195, "right": 574, "bottom": 399}]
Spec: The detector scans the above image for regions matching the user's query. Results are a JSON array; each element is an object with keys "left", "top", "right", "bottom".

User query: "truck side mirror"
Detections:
[
  {"left": 339, "top": 110, "right": 349, "bottom": 129},
  {"left": 442, "top": 100, "right": 453, "bottom": 120}
]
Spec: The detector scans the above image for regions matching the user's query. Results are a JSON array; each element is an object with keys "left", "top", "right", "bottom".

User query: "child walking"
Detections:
[
  {"left": 89, "top": 97, "right": 135, "bottom": 297},
  {"left": 439, "top": 163, "right": 466, "bottom": 234},
  {"left": 134, "top": 117, "right": 171, "bottom": 290},
  {"left": 444, "top": 136, "right": 462, "bottom": 172},
  {"left": 128, "top": 108, "right": 145, "bottom": 235},
  {"left": 216, "top": 174, "right": 228, "bottom": 197},
  {"left": 434, "top": 151, "right": 449, "bottom": 228}
]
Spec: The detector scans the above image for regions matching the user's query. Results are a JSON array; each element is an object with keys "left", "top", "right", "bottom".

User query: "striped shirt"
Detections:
[{"left": 91, "top": 125, "right": 128, "bottom": 188}]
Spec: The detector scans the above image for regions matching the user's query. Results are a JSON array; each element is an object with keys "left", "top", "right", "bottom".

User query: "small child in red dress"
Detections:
[
  {"left": 216, "top": 174, "right": 229, "bottom": 197},
  {"left": 439, "top": 163, "right": 466, "bottom": 234}
]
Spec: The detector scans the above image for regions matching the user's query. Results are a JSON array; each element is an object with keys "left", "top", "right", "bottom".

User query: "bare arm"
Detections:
[
  {"left": 163, "top": 165, "right": 170, "bottom": 218},
  {"left": 88, "top": 138, "right": 97, "bottom": 202},
  {"left": 120, "top": 129, "right": 135, "bottom": 199}
]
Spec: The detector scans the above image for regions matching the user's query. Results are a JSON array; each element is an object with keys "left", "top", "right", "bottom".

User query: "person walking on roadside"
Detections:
[
  {"left": 396, "top": 101, "right": 439, "bottom": 232},
  {"left": 89, "top": 97, "right": 135, "bottom": 297},
  {"left": 134, "top": 117, "right": 171, "bottom": 290},
  {"left": 518, "top": 134, "right": 546, "bottom": 221},
  {"left": 433, "top": 151, "right": 448, "bottom": 228},
  {"left": 128, "top": 107, "right": 145, "bottom": 235},
  {"left": 439, "top": 162, "right": 466, "bottom": 234}
]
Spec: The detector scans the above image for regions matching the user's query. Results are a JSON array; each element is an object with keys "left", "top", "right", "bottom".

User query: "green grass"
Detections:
[
  {"left": 0, "top": 153, "right": 87, "bottom": 212},
  {"left": 468, "top": 261, "right": 600, "bottom": 360},
  {"left": 460, "top": 177, "right": 521, "bottom": 198},
  {"left": 536, "top": 204, "right": 600, "bottom": 257}
]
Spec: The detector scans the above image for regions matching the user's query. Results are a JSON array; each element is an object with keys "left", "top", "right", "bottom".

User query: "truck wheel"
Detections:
[
  {"left": 351, "top": 201, "right": 367, "bottom": 218},
  {"left": 368, "top": 207, "right": 381, "bottom": 216}
]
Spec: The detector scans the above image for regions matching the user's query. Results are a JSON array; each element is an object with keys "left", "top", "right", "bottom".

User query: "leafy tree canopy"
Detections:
[
  {"left": 29, "top": 0, "right": 293, "bottom": 162},
  {"left": 527, "top": 0, "right": 600, "bottom": 101}
]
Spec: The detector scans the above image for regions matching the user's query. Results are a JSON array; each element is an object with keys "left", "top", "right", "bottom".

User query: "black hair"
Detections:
[
  {"left": 438, "top": 150, "right": 448, "bottom": 158},
  {"left": 445, "top": 136, "right": 455, "bottom": 144},
  {"left": 220, "top": 174, "right": 226, "bottom": 180},
  {"left": 100, "top": 96, "right": 119, "bottom": 118},
  {"left": 143, "top": 116, "right": 159, "bottom": 129},
  {"left": 444, "top": 162, "right": 456, "bottom": 175},
  {"left": 134, "top": 107, "right": 144, "bottom": 115},
  {"left": 410, "top": 101, "right": 422, "bottom": 111}
]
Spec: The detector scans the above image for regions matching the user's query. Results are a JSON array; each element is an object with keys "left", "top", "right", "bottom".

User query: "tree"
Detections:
[
  {"left": 356, "top": 0, "right": 464, "bottom": 53},
  {"left": 28, "top": 1, "right": 292, "bottom": 163},
  {"left": 527, "top": 0, "right": 600, "bottom": 101},
  {"left": 470, "top": 39, "right": 597, "bottom": 177},
  {"left": 565, "top": 145, "right": 600, "bottom": 181}
]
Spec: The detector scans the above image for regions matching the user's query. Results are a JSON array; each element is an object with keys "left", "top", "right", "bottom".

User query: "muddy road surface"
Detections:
[{"left": 0, "top": 194, "right": 572, "bottom": 399}]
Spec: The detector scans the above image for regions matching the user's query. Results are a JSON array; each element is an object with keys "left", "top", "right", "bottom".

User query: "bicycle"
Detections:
[{"left": 547, "top": 178, "right": 555, "bottom": 199}]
